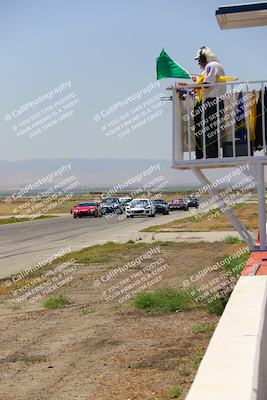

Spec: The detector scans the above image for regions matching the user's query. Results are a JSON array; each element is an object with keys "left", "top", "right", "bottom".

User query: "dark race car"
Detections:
[
  {"left": 185, "top": 197, "right": 199, "bottom": 208},
  {"left": 152, "top": 199, "right": 170, "bottom": 215},
  {"left": 169, "top": 198, "right": 188, "bottom": 211},
  {"left": 71, "top": 202, "right": 102, "bottom": 218},
  {"left": 119, "top": 197, "right": 132, "bottom": 210},
  {"left": 101, "top": 197, "right": 123, "bottom": 214}
]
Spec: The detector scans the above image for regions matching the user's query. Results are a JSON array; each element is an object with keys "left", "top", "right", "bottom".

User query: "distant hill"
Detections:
[{"left": 0, "top": 158, "right": 199, "bottom": 191}]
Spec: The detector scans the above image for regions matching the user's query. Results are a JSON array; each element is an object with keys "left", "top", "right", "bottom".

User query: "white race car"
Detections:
[{"left": 126, "top": 199, "right": 155, "bottom": 218}]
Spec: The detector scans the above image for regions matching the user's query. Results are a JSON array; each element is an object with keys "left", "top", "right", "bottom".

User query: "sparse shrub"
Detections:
[
  {"left": 193, "top": 322, "right": 216, "bottom": 334},
  {"left": 167, "top": 385, "right": 183, "bottom": 398},
  {"left": 223, "top": 250, "right": 250, "bottom": 278},
  {"left": 189, "top": 349, "right": 205, "bottom": 368},
  {"left": 205, "top": 295, "right": 228, "bottom": 315},
  {"left": 133, "top": 287, "right": 192, "bottom": 312},
  {"left": 43, "top": 294, "right": 71, "bottom": 309},
  {"left": 10, "top": 302, "right": 21, "bottom": 311},
  {"left": 23, "top": 355, "right": 47, "bottom": 365},
  {"left": 224, "top": 236, "right": 243, "bottom": 244}
]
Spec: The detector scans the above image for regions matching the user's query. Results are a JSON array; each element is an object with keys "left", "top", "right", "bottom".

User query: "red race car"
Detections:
[{"left": 71, "top": 202, "right": 102, "bottom": 218}]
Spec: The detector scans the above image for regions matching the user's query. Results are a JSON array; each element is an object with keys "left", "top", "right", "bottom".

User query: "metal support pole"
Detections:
[
  {"left": 216, "top": 100, "right": 221, "bottom": 158},
  {"left": 192, "top": 167, "right": 256, "bottom": 249},
  {"left": 186, "top": 89, "right": 192, "bottom": 160},
  {"left": 256, "top": 163, "right": 266, "bottom": 250},
  {"left": 202, "top": 104, "right": 206, "bottom": 159},
  {"left": 172, "top": 88, "right": 177, "bottom": 164},
  {"left": 172, "top": 88, "right": 183, "bottom": 162},
  {"left": 244, "top": 162, "right": 266, "bottom": 250},
  {"left": 231, "top": 85, "right": 236, "bottom": 157},
  {"left": 246, "top": 82, "right": 251, "bottom": 157},
  {"left": 261, "top": 83, "right": 266, "bottom": 154}
]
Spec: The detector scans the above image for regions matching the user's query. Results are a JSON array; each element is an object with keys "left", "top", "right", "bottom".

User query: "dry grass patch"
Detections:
[
  {"left": 0, "top": 215, "right": 56, "bottom": 225},
  {"left": 143, "top": 203, "right": 258, "bottom": 232}
]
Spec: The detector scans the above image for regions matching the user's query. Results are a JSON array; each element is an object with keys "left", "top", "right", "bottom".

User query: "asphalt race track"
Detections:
[{"left": 0, "top": 211, "right": 190, "bottom": 279}]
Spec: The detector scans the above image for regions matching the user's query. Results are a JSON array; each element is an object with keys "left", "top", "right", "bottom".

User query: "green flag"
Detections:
[{"left": 156, "top": 49, "right": 191, "bottom": 80}]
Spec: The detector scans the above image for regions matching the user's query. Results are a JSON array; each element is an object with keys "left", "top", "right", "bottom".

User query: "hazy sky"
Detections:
[{"left": 1, "top": 0, "right": 267, "bottom": 161}]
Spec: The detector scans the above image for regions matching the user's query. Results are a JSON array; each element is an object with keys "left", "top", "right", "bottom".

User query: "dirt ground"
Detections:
[{"left": 0, "top": 241, "right": 244, "bottom": 400}]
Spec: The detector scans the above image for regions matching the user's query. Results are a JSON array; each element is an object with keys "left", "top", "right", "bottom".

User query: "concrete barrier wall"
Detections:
[
  {"left": 257, "top": 283, "right": 267, "bottom": 400},
  {"left": 186, "top": 276, "right": 267, "bottom": 400}
]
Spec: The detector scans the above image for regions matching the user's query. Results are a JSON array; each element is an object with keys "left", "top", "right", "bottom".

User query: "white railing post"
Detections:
[{"left": 261, "top": 83, "right": 266, "bottom": 154}]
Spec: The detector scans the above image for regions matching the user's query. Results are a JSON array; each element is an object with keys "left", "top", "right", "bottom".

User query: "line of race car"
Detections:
[{"left": 70, "top": 196, "right": 199, "bottom": 219}]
